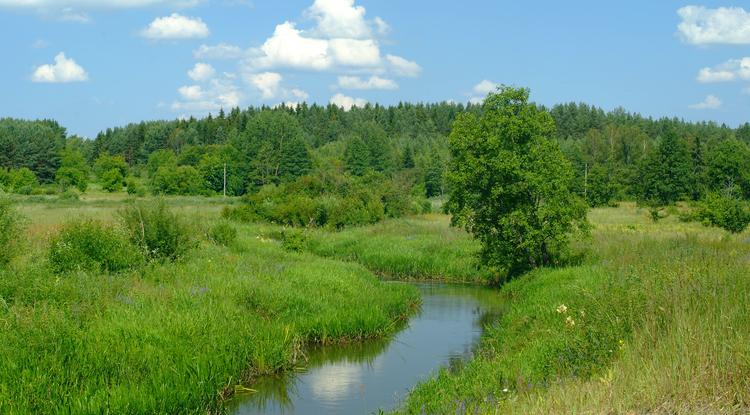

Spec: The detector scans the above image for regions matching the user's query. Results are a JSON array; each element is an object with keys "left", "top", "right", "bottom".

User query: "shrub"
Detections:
[
  {"left": 119, "top": 200, "right": 196, "bottom": 261},
  {"left": 279, "top": 228, "right": 307, "bottom": 252},
  {"left": 57, "top": 189, "right": 80, "bottom": 202},
  {"left": 48, "top": 220, "right": 143, "bottom": 274},
  {"left": 125, "top": 177, "right": 146, "bottom": 197},
  {"left": 8, "top": 168, "right": 38, "bottom": 194},
  {"left": 151, "top": 165, "right": 204, "bottom": 195},
  {"left": 696, "top": 192, "right": 750, "bottom": 234},
  {"left": 55, "top": 166, "right": 88, "bottom": 193},
  {"left": 101, "top": 169, "right": 124, "bottom": 193},
  {"left": 208, "top": 222, "right": 237, "bottom": 246},
  {"left": 0, "top": 199, "right": 24, "bottom": 266}
]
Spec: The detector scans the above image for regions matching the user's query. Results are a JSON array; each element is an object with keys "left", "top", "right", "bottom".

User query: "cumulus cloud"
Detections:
[
  {"left": 330, "top": 93, "right": 367, "bottom": 110},
  {"left": 172, "top": 76, "right": 241, "bottom": 112},
  {"left": 696, "top": 58, "right": 750, "bottom": 83},
  {"left": 678, "top": 6, "right": 750, "bottom": 45},
  {"left": 385, "top": 54, "right": 421, "bottom": 77},
  {"left": 467, "top": 80, "right": 499, "bottom": 103},
  {"left": 337, "top": 75, "right": 397, "bottom": 90},
  {"left": 188, "top": 62, "right": 216, "bottom": 81},
  {"left": 306, "top": 0, "right": 370, "bottom": 39},
  {"left": 250, "top": 22, "right": 332, "bottom": 70},
  {"left": 141, "top": 13, "right": 209, "bottom": 40},
  {"left": 31, "top": 52, "right": 88, "bottom": 83},
  {"left": 246, "top": 72, "right": 282, "bottom": 99},
  {"left": 194, "top": 43, "right": 245, "bottom": 59},
  {"left": 689, "top": 95, "right": 722, "bottom": 109}
]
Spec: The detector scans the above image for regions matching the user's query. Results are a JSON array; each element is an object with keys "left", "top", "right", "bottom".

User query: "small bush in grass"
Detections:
[
  {"left": 208, "top": 222, "right": 237, "bottom": 246},
  {"left": 0, "top": 199, "right": 24, "bottom": 266},
  {"left": 280, "top": 228, "right": 307, "bottom": 252},
  {"left": 696, "top": 192, "right": 750, "bottom": 234},
  {"left": 101, "top": 168, "right": 124, "bottom": 193},
  {"left": 125, "top": 177, "right": 146, "bottom": 197},
  {"left": 57, "top": 189, "right": 80, "bottom": 202},
  {"left": 49, "top": 220, "right": 143, "bottom": 274},
  {"left": 119, "top": 200, "right": 196, "bottom": 261}
]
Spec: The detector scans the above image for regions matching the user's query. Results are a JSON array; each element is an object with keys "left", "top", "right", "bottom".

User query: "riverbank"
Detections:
[
  {"left": 0, "top": 196, "right": 419, "bottom": 414},
  {"left": 396, "top": 203, "right": 750, "bottom": 414}
]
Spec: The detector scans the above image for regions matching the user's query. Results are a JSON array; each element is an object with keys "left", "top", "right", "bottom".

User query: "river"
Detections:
[{"left": 228, "top": 283, "right": 503, "bottom": 414}]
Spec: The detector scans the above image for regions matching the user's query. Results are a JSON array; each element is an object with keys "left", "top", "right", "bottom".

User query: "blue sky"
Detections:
[{"left": 2, "top": 0, "right": 750, "bottom": 137}]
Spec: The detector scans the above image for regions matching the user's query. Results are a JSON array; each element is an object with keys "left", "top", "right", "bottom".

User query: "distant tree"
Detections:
[
  {"left": 147, "top": 149, "right": 178, "bottom": 177},
  {"left": 424, "top": 156, "right": 444, "bottom": 198},
  {"left": 279, "top": 136, "right": 312, "bottom": 181},
  {"left": 345, "top": 137, "right": 371, "bottom": 176},
  {"left": 704, "top": 138, "right": 750, "bottom": 199},
  {"left": 56, "top": 149, "right": 89, "bottom": 192},
  {"left": 94, "top": 154, "right": 128, "bottom": 180},
  {"left": 638, "top": 129, "right": 693, "bottom": 206},
  {"left": 446, "top": 87, "right": 588, "bottom": 277},
  {"left": 8, "top": 168, "right": 39, "bottom": 194},
  {"left": 586, "top": 164, "right": 616, "bottom": 207},
  {"left": 152, "top": 165, "right": 203, "bottom": 195},
  {"left": 402, "top": 146, "right": 416, "bottom": 169},
  {"left": 101, "top": 169, "right": 124, "bottom": 193}
]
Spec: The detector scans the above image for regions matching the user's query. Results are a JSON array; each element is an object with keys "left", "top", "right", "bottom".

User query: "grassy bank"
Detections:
[
  {"left": 0, "top": 196, "right": 418, "bottom": 414},
  {"left": 396, "top": 203, "right": 750, "bottom": 414},
  {"left": 304, "top": 214, "right": 492, "bottom": 284}
]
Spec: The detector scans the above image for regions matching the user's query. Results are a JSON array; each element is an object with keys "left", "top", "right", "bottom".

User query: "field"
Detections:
[
  {"left": 0, "top": 191, "right": 418, "bottom": 414},
  {"left": 2, "top": 193, "right": 749, "bottom": 414}
]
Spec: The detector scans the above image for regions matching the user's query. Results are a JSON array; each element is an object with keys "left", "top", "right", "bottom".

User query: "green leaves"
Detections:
[{"left": 447, "top": 86, "right": 588, "bottom": 279}]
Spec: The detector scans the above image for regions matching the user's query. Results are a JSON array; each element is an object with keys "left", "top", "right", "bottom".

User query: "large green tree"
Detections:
[
  {"left": 446, "top": 87, "right": 588, "bottom": 277},
  {"left": 638, "top": 129, "right": 693, "bottom": 206}
]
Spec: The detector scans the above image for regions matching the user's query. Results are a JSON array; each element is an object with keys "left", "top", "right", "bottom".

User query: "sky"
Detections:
[{"left": 2, "top": 0, "right": 750, "bottom": 137}]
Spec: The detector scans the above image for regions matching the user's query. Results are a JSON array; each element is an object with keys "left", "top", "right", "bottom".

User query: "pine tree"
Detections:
[
  {"left": 279, "top": 136, "right": 312, "bottom": 182},
  {"left": 638, "top": 129, "right": 693, "bottom": 206},
  {"left": 345, "top": 137, "right": 370, "bottom": 176}
]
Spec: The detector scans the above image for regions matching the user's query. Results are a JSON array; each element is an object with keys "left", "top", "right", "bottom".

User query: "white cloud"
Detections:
[
  {"left": 178, "top": 85, "right": 204, "bottom": 100},
  {"left": 194, "top": 43, "right": 244, "bottom": 59},
  {"left": 59, "top": 7, "right": 89, "bottom": 22},
  {"left": 141, "top": 13, "right": 209, "bottom": 40},
  {"left": 188, "top": 62, "right": 216, "bottom": 81},
  {"left": 473, "top": 80, "right": 499, "bottom": 95},
  {"left": 678, "top": 6, "right": 750, "bottom": 45},
  {"left": 251, "top": 22, "right": 332, "bottom": 70},
  {"left": 172, "top": 76, "right": 241, "bottom": 113},
  {"left": 31, "top": 52, "right": 88, "bottom": 83},
  {"left": 330, "top": 93, "right": 367, "bottom": 110},
  {"left": 696, "top": 58, "right": 750, "bottom": 83},
  {"left": 386, "top": 54, "right": 421, "bottom": 77},
  {"left": 306, "top": 0, "right": 370, "bottom": 39},
  {"left": 246, "top": 72, "right": 282, "bottom": 99},
  {"left": 329, "top": 38, "right": 381, "bottom": 67},
  {"left": 689, "top": 95, "right": 722, "bottom": 109},
  {"left": 31, "top": 39, "right": 49, "bottom": 48},
  {"left": 373, "top": 16, "right": 389, "bottom": 36},
  {"left": 338, "top": 75, "right": 397, "bottom": 90}
]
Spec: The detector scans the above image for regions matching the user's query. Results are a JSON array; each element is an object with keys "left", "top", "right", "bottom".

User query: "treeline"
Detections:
[{"left": 1, "top": 100, "right": 749, "bottom": 225}]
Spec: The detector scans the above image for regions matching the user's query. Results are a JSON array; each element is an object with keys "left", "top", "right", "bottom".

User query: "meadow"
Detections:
[
  {"left": 2, "top": 192, "right": 748, "bottom": 414},
  {"left": 0, "top": 191, "right": 419, "bottom": 414}
]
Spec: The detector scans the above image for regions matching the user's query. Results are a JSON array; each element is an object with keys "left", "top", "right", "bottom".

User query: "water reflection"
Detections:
[{"left": 228, "top": 283, "right": 504, "bottom": 415}]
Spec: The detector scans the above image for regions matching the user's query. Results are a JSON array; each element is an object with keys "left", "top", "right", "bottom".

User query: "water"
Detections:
[{"left": 228, "top": 283, "right": 504, "bottom": 415}]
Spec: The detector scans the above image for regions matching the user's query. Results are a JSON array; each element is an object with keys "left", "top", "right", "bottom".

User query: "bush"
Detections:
[
  {"left": 208, "top": 222, "right": 237, "bottom": 246},
  {"left": 57, "top": 189, "right": 80, "bottom": 201},
  {"left": 101, "top": 169, "right": 124, "bottom": 193},
  {"left": 279, "top": 228, "right": 307, "bottom": 252},
  {"left": 55, "top": 166, "right": 88, "bottom": 193},
  {"left": 8, "top": 168, "right": 38, "bottom": 194},
  {"left": 125, "top": 177, "right": 146, "bottom": 197},
  {"left": 119, "top": 200, "right": 196, "bottom": 261},
  {"left": 0, "top": 199, "right": 24, "bottom": 266},
  {"left": 48, "top": 220, "right": 143, "bottom": 274},
  {"left": 151, "top": 165, "right": 204, "bottom": 195},
  {"left": 696, "top": 192, "right": 750, "bottom": 234}
]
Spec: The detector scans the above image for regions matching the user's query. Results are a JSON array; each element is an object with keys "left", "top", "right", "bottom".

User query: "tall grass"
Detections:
[
  {"left": 304, "top": 214, "right": 493, "bottom": 284},
  {"left": 396, "top": 204, "right": 750, "bottom": 414},
  {"left": 0, "top": 197, "right": 418, "bottom": 414}
]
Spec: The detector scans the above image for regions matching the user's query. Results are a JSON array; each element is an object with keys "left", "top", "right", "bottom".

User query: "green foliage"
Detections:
[
  {"left": 146, "top": 149, "right": 177, "bottom": 177},
  {"left": 586, "top": 164, "right": 617, "bottom": 207},
  {"left": 56, "top": 149, "right": 89, "bottom": 192},
  {"left": 94, "top": 153, "right": 129, "bottom": 179},
  {"left": 695, "top": 192, "right": 750, "bottom": 233},
  {"left": 0, "top": 118, "right": 66, "bottom": 183},
  {"left": 101, "top": 168, "right": 124, "bottom": 193},
  {"left": 279, "top": 228, "right": 307, "bottom": 252},
  {"left": 7, "top": 168, "right": 39, "bottom": 194},
  {"left": 208, "top": 221, "right": 237, "bottom": 246},
  {"left": 151, "top": 165, "right": 203, "bottom": 195},
  {"left": 704, "top": 138, "right": 750, "bottom": 198},
  {"left": 125, "top": 177, "right": 146, "bottom": 196},
  {"left": 447, "top": 87, "right": 588, "bottom": 277},
  {"left": 119, "top": 200, "right": 196, "bottom": 261},
  {"left": 48, "top": 220, "right": 143, "bottom": 274},
  {"left": 345, "top": 136, "right": 371, "bottom": 176},
  {"left": 0, "top": 199, "right": 23, "bottom": 266},
  {"left": 638, "top": 129, "right": 693, "bottom": 206}
]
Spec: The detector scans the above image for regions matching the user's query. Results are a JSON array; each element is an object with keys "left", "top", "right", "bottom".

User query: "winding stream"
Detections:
[{"left": 228, "top": 283, "right": 503, "bottom": 415}]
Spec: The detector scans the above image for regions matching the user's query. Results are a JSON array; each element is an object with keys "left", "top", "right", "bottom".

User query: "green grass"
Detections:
[
  {"left": 395, "top": 203, "right": 750, "bottom": 414},
  {"left": 0, "top": 196, "right": 418, "bottom": 414},
  {"left": 303, "top": 214, "right": 492, "bottom": 284}
]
